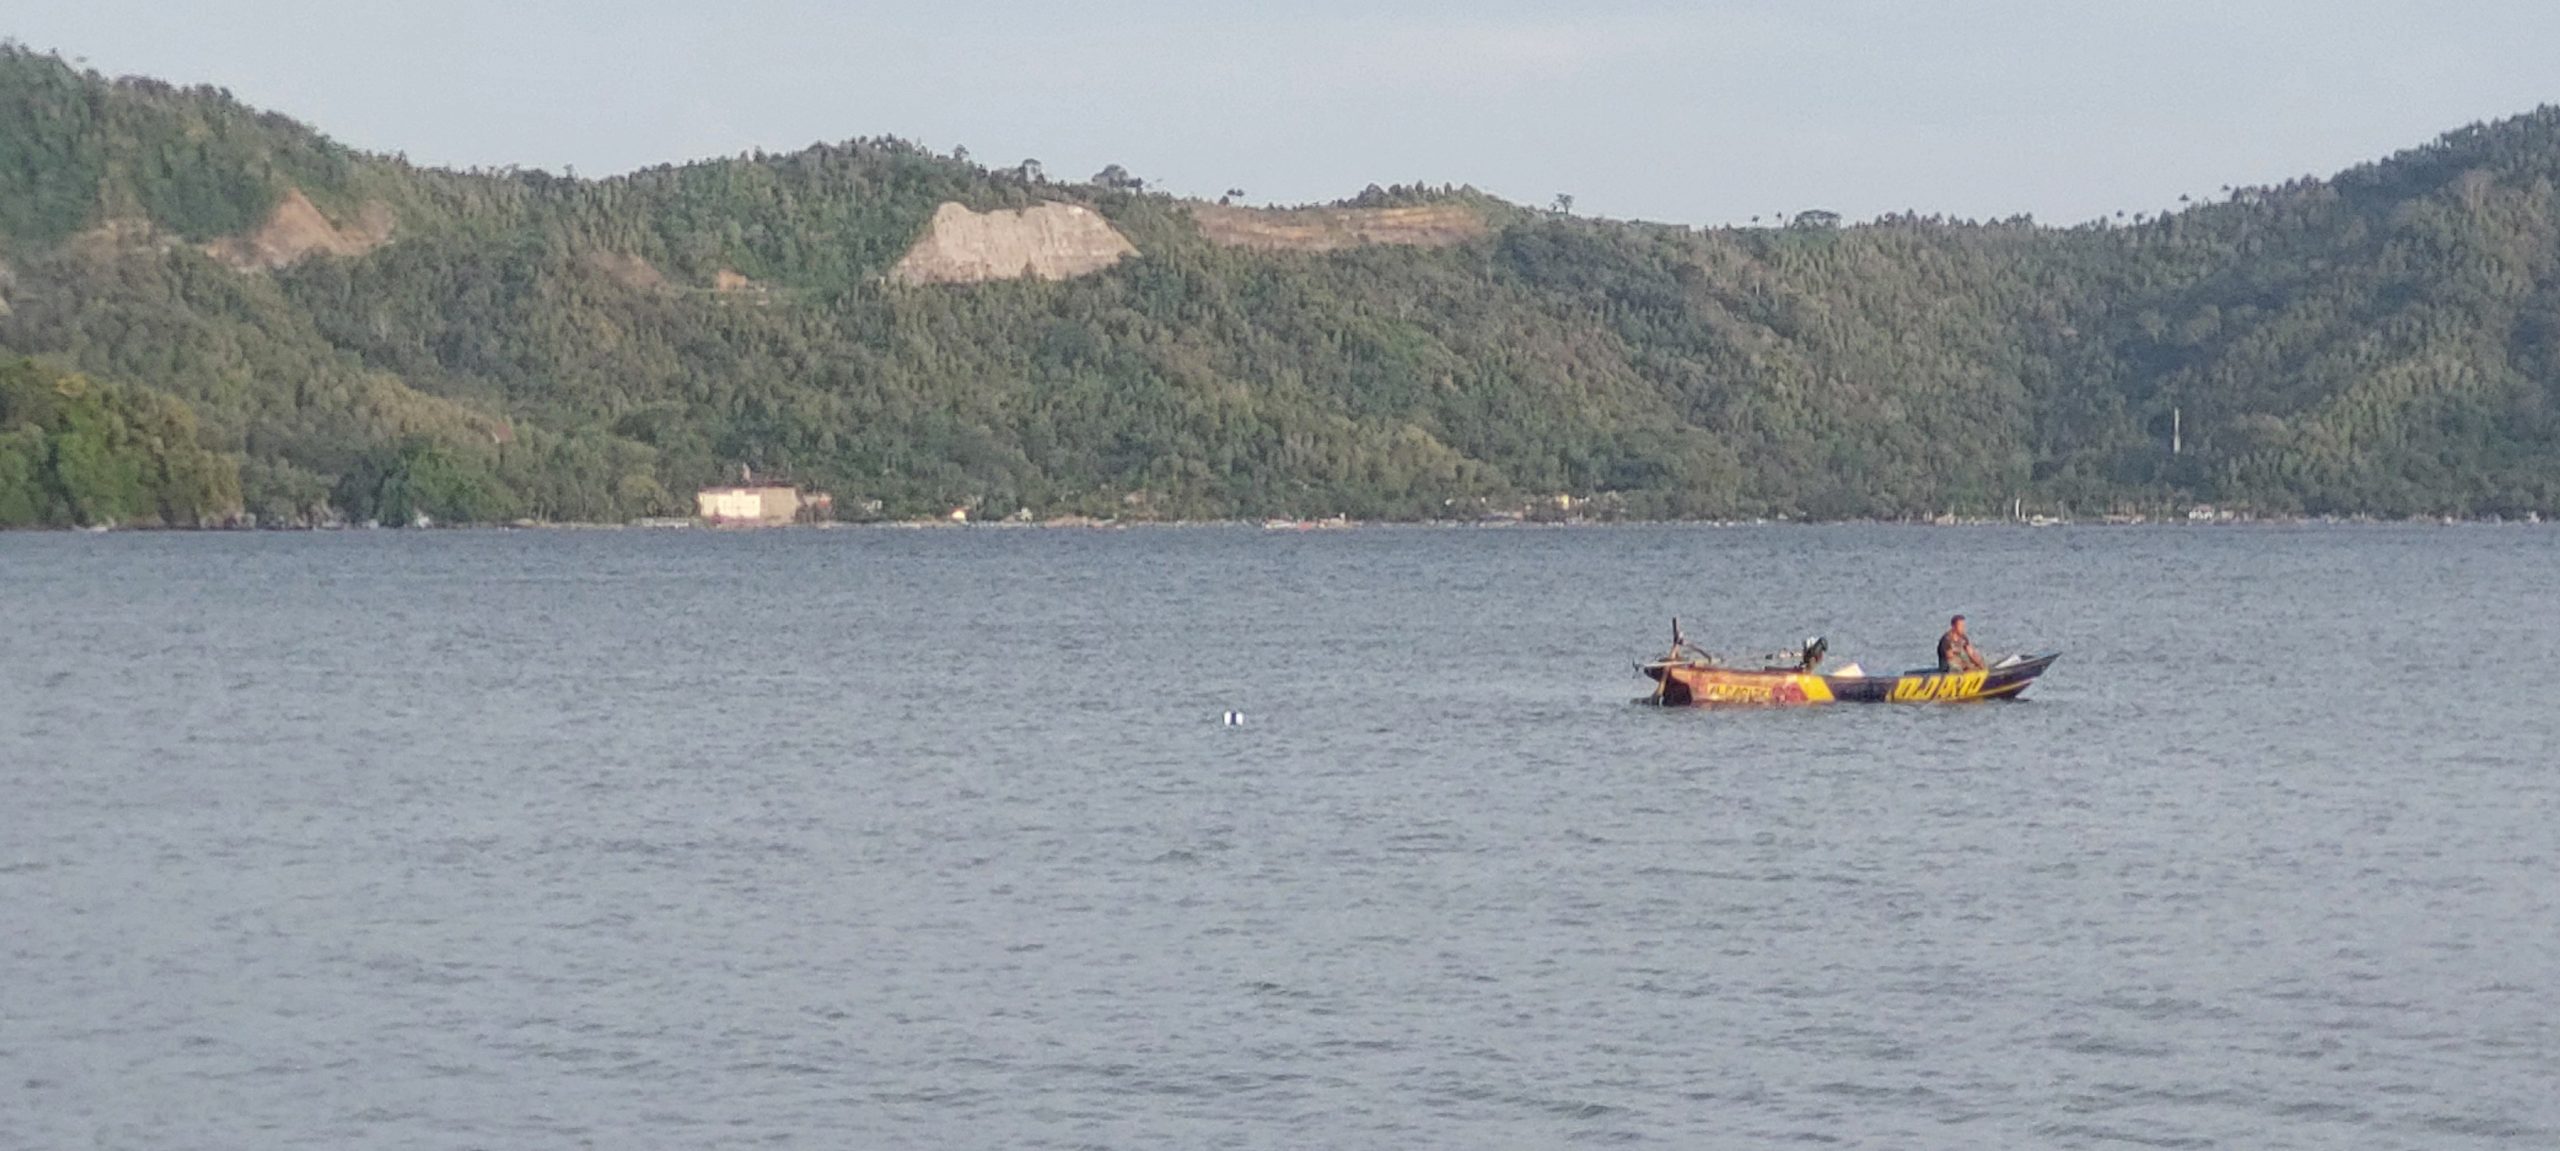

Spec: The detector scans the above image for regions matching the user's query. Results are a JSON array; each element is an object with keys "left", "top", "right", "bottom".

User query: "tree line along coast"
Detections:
[{"left": 6, "top": 44, "right": 2560, "bottom": 529}]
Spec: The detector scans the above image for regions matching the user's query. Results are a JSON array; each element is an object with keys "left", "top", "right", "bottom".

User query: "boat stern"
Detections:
[{"left": 1647, "top": 663, "right": 1836, "bottom": 706}]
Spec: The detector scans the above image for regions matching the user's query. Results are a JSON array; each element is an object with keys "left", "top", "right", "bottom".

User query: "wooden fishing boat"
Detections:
[{"left": 1639, "top": 623, "right": 2058, "bottom": 706}]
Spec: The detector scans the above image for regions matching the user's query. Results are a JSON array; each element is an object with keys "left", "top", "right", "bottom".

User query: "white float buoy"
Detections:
[{"left": 1222, "top": 710, "right": 1244, "bottom": 726}]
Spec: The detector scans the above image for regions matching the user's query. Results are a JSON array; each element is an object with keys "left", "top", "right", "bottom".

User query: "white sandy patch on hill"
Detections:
[{"left": 891, "top": 202, "right": 1137, "bottom": 286}]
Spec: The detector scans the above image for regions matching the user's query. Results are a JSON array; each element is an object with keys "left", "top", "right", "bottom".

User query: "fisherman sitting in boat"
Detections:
[{"left": 1937, "top": 615, "right": 1986, "bottom": 672}]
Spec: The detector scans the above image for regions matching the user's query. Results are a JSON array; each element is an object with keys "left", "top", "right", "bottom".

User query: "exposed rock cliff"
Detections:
[
  {"left": 891, "top": 202, "right": 1137, "bottom": 285},
  {"left": 203, "top": 188, "right": 392, "bottom": 270},
  {"left": 581, "top": 250, "right": 670, "bottom": 293}
]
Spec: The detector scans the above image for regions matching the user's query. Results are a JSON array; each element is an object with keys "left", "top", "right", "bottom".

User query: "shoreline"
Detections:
[{"left": 14, "top": 513, "right": 2549, "bottom": 535}]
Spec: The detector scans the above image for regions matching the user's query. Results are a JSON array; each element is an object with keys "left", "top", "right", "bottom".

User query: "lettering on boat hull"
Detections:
[{"left": 1887, "top": 670, "right": 1990, "bottom": 702}]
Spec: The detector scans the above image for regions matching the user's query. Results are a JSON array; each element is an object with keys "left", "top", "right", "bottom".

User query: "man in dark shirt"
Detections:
[{"left": 1938, "top": 614, "right": 1986, "bottom": 672}]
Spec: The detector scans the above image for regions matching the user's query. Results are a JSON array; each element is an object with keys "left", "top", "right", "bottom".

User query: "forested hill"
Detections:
[{"left": 5, "top": 44, "right": 2560, "bottom": 526}]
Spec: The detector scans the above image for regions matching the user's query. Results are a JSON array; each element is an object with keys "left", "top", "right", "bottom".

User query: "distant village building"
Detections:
[{"left": 696, "top": 485, "right": 830, "bottom": 526}]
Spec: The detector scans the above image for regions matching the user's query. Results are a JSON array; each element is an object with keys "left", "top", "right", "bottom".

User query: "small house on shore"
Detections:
[{"left": 696, "top": 484, "right": 831, "bottom": 526}]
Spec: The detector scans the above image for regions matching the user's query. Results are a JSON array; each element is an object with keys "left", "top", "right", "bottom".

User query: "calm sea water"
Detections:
[{"left": 4, "top": 525, "right": 2555, "bottom": 1150}]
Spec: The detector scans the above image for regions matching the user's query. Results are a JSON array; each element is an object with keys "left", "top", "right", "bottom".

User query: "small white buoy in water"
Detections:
[{"left": 1222, "top": 710, "right": 1244, "bottom": 726}]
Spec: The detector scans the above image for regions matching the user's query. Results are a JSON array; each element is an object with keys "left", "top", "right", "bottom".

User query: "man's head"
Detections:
[{"left": 1950, "top": 614, "right": 1968, "bottom": 634}]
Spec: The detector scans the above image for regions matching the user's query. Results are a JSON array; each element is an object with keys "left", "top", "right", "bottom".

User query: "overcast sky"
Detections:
[{"left": 13, "top": 1, "right": 2560, "bottom": 225}]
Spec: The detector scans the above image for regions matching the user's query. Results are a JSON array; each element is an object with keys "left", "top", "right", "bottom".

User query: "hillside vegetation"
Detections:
[
  {"left": 0, "top": 358, "right": 240, "bottom": 527},
  {"left": 4, "top": 44, "right": 2559, "bottom": 524}
]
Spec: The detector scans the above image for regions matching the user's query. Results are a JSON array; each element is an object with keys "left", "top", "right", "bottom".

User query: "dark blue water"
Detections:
[{"left": 4, "top": 525, "right": 2555, "bottom": 1149}]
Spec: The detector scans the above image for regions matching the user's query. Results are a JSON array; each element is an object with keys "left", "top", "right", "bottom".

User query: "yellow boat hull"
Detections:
[{"left": 1644, "top": 656, "right": 2057, "bottom": 706}]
